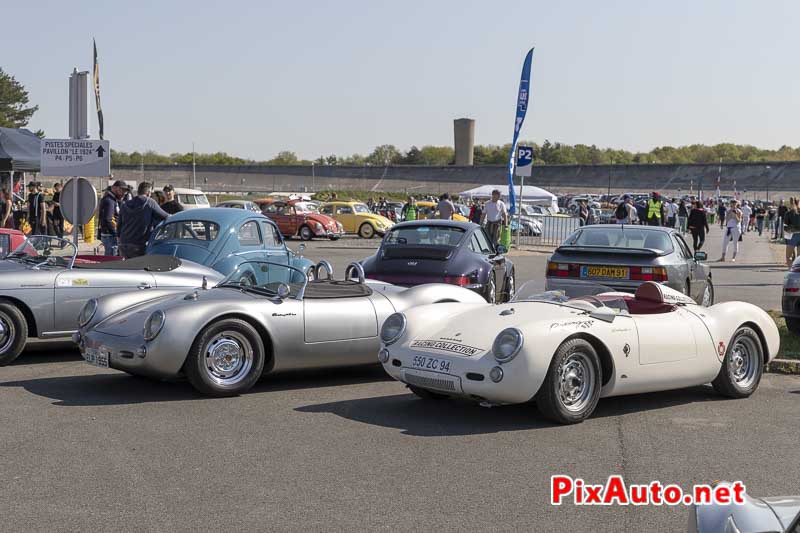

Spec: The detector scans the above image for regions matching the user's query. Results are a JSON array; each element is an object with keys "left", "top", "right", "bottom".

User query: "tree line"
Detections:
[
  {"left": 111, "top": 141, "right": 800, "bottom": 168},
  {"left": 4, "top": 66, "right": 800, "bottom": 168}
]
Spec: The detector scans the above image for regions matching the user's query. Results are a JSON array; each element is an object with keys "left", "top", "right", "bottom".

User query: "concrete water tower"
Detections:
[{"left": 453, "top": 118, "right": 475, "bottom": 166}]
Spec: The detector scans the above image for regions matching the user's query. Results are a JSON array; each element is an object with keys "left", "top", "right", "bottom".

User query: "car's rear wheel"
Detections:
[
  {"left": 484, "top": 272, "right": 497, "bottom": 304},
  {"left": 408, "top": 385, "right": 447, "bottom": 400},
  {"left": 535, "top": 338, "right": 602, "bottom": 424},
  {"left": 299, "top": 225, "right": 314, "bottom": 241},
  {"left": 185, "top": 319, "right": 265, "bottom": 397},
  {"left": 786, "top": 317, "right": 800, "bottom": 335},
  {"left": 701, "top": 278, "right": 714, "bottom": 306},
  {"left": 0, "top": 302, "right": 27, "bottom": 366},
  {"left": 358, "top": 223, "right": 375, "bottom": 239},
  {"left": 712, "top": 326, "right": 763, "bottom": 398}
]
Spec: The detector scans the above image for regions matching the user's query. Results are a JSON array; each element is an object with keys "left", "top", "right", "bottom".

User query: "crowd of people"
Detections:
[
  {"left": 1, "top": 180, "right": 186, "bottom": 259},
  {"left": 602, "top": 190, "right": 800, "bottom": 264},
  {"left": 398, "top": 189, "right": 509, "bottom": 246}
]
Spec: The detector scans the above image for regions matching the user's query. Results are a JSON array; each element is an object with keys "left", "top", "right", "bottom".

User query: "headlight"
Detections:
[
  {"left": 337, "top": 221, "right": 343, "bottom": 230},
  {"left": 143, "top": 310, "right": 166, "bottom": 341},
  {"left": 315, "top": 222, "right": 323, "bottom": 231},
  {"left": 79, "top": 298, "right": 98, "bottom": 327},
  {"left": 492, "top": 328, "right": 523, "bottom": 363},
  {"left": 380, "top": 313, "right": 406, "bottom": 345}
]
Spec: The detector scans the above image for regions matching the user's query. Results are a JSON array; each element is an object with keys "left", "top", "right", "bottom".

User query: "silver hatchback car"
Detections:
[{"left": 546, "top": 224, "right": 713, "bottom": 306}]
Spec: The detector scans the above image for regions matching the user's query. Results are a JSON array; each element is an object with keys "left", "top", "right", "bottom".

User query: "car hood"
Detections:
[
  {"left": 93, "top": 286, "right": 257, "bottom": 337},
  {"left": 356, "top": 213, "right": 393, "bottom": 225},
  {"left": 408, "top": 301, "right": 573, "bottom": 352},
  {"left": 303, "top": 213, "right": 340, "bottom": 227}
]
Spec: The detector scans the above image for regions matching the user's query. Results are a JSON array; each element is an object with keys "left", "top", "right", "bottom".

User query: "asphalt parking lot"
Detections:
[{"left": 1, "top": 225, "right": 797, "bottom": 532}]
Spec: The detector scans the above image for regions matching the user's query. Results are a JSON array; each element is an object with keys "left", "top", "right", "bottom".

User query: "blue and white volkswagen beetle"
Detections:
[{"left": 146, "top": 208, "right": 317, "bottom": 280}]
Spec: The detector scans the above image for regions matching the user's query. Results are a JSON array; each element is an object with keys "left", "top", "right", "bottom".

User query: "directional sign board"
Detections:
[
  {"left": 41, "top": 138, "right": 111, "bottom": 177},
  {"left": 515, "top": 145, "right": 533, "bottom": 177}
]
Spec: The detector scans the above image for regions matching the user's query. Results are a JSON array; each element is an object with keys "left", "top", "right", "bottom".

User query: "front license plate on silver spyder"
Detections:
[
  {"left": 411, "top": 355, "right": 452, "bottom": 373},
  {"left": 84, "top": 346, "right": 110, "bottom": 368}
]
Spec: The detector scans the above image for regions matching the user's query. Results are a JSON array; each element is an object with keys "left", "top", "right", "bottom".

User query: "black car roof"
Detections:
[{"left": 577, "top": 224, "right": 676, "bottom": 234}]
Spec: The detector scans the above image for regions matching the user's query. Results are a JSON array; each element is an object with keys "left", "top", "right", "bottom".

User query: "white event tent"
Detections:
[{"left": 459, "top": 184, "right": 558, "bottom": 211}]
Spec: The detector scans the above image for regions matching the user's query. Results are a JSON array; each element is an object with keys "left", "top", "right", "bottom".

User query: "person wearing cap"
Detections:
[
  {"left": 118, "top": 181, "right": 169, "bottom": 259},
  {"left": 161, "top": 184, "right": 184, "bottom": 215},
  {"left": 98, "top": 180, "right": 128, "bottom": 255},
  {"left": 26, "top": 182, "right": 47, "bottom": 235},
  {"left": 646, "top": 192, "right": 664, "bottom": 226}
]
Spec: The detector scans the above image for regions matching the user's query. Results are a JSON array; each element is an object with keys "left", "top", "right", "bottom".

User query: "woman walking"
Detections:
[
  {"left": 688, "top": 200, "right": 709, "bottom": 252},
  {"left": 719, "top": 200, "right": 742, "bottom": 262}
]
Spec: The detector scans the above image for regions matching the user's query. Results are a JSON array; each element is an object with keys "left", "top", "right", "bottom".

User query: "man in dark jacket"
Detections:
[
  {"left": 27, "top": 181, "right": 47, "bottom": 235},
  {"left": 161, "top": 184, "right": 184, "bottom": 214},
  {"left": 118, "top": 182, "right": 169, "bottom": 258},
  {"left": 98, "top": 180, "right": 128, "bottom": 255}
]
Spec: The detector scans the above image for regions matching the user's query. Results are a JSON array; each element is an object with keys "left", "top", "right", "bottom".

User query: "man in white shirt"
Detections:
[
  {"left": 480, "top": 189, "right": 508, "bottom": 246},
  {"left": 665, "top": 198, "right": 678, "bottom": 228},
  {"left": 740, "top": 201, "right": 752, "bottom": 233}
]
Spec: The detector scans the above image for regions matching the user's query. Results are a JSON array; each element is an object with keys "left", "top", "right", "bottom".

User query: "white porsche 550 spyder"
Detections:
[{"left": 378, "top": 281, "right": 779, "bottom": 424}]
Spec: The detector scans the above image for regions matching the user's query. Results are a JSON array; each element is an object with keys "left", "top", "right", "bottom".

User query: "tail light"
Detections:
[
  {"left": 443, "top": 275, "right": 470, "bottom": 286},
  {"left": 630, "top": 266, "right": 668, "bottom": 282},
  {"left": 547, "top": 262, "right": 580, "bottom": 278},
  {"left": 785, "top": 287, "right": 799, "bottom": 293}
]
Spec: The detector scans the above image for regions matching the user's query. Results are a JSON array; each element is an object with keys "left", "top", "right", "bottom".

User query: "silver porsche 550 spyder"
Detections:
[
  {"left": 0, "top": 236, "right": 224, "bottom": 365},
  {"left": 75, "top": 261, "right": 486, "bottom": 397}
]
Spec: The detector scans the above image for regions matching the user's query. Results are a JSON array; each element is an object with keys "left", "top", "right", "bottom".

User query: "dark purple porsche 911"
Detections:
[{"left": 360, "top": 220, "right": 515, "bottom": 303}]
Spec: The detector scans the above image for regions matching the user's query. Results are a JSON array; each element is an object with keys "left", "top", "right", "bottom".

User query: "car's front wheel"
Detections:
[
  {"left": 299, "top": 225, "right": 314, "bottom": 241},
  {"left": 712, "top": 326, "right": 763, "bottom": 398},
  {"left": 535, "top": 338, "right": 602, "bottom": 424},
  {"left": 484, "top": 272, "right": 497, "bottom": 304},
  {"left": 701, "top": 278, "right": 714, "bottom": 306},
  {"left": 185, "top": 319, "right": 265, "bottom": 397},
  {"left": 0, "top": 302, "right": 28, "bottom": 366},
  {"left": 358, "top": 223, "right": 375, "bottom": 239},
  {"left": 504, "top": 269, "right": 516, "bottom": 302}
]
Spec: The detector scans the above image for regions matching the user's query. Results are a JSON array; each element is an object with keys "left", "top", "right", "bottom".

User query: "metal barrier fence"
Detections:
[{"left": 517, "top": 215, "right": 581, "bottom": 247}]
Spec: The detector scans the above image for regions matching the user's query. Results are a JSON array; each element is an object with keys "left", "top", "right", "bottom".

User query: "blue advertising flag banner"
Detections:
[{"left": 506, "top": 48, "right": 534, "bottom": 215}]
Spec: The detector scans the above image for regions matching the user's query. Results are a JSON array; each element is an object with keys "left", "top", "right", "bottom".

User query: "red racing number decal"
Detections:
[{"left": 718, "top": 341, "right": 726, "bottom": 356}]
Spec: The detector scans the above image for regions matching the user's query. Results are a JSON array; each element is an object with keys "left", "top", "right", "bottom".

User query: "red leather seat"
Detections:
[{"left": 627, "top": 282, "right": 676, "bottom": 314}]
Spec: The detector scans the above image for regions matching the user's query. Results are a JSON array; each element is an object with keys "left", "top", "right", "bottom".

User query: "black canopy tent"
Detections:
[{"left": 0, "top": 127, "right": 41, "bottom": 201}]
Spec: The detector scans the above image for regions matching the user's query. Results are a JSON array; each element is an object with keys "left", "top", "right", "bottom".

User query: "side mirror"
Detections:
[
  {"left": 496, "top": 245, "right": 508, "bottom": 255},
  {"left": 589, "top": 307, "right": 616, "bottom": 323},
  {"left": 694, "top": 251, "right": 707, "bottom": 261},
  {"left": 276, "top": 283, "right": 291, "bottom": 300}
]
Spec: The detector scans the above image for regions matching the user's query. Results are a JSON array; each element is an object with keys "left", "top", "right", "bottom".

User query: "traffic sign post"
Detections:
[
  {"left": 515, "top": 146, "right": 534, "bottom": 248},
  {"left": 40, "top": 139, "right": 110, "bottom": 177}
]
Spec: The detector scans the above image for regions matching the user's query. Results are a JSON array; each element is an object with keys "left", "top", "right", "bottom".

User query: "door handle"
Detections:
[{"left": 138, "top": 282, "right": 152, "bottom": 290}]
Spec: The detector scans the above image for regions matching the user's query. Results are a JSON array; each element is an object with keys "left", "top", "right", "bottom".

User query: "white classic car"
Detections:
[{"left": 378, "top": 281, "right": 779, "bottom": 424}]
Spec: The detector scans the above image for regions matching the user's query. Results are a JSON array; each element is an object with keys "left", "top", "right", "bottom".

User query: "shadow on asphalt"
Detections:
[
  {"left": 8, "top": 344, "right": 82, "bottom": 366},
  {"left": 0, "top": 365, "right": 391, "bottom": 406},
  {"left": 296, "top": 384, "right": 726, "bottom": 437}
]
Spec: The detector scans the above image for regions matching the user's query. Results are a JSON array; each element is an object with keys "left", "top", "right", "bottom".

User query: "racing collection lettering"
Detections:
[{"left": 410, "top": 340, "right": 482, "bottom": 356}]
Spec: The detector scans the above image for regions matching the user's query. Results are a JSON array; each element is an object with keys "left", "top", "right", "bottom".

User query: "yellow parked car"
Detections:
[
  {"left": 319, "top": 201, "right": 394, "bottom": 238},
  {"left": 416, "top": 200, "right": 469, "bottom": 222}
]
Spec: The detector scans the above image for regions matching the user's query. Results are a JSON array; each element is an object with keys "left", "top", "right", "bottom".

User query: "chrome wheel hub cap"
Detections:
[
  {"left": 204, "top": 333, "right": 253, "bottom": 386},
  {"left": 730, "top": 337, "right": 758, "bottom": 388},
  {"left": 0, "top": 316, "right": 12, "bottom": 354},
  {"left": 558, "top": 352, "right": 595, "bottom": 413}
]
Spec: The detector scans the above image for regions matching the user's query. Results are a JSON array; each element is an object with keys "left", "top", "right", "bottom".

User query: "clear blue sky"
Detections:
[{"left": 3, "top": 0, "right": 798, "bottom": 159}]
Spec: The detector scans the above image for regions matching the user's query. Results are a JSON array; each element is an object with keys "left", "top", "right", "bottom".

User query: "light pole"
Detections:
[
  {"left": 192, "top": 142, "right": 197, "bottom": 190},
  {"left": 607, "top": 160, "right": 613, "bottom": 198}
]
